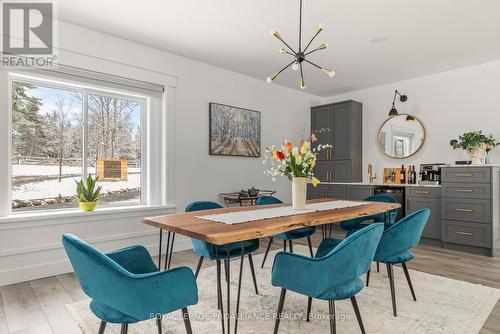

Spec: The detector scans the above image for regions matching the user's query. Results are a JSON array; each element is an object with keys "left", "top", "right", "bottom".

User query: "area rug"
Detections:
[{"left": 67, "top": 246, "right": 500, "bottom": 333}]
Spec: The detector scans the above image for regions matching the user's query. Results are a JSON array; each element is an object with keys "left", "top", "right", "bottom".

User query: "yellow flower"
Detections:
[
  {"left": 300, "top": 141, "right": 310, "bottom": 155},
  {"left": 310, "top": 158, "right": 316, "bottom": 169},
  {"left": 272, "top": 150, "right": 278, "bottom": 159},
  {"left": 311, "top": 177, "right": 320, "bottom": 187}
]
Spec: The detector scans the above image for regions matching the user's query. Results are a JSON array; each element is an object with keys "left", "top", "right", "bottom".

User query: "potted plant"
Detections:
[
  {"left": 75, "top": 175, "right": 102, "bottom": 211},
  {"left": 263, "top": 133, "right": 331, "bottom": 209},
  {"left": 450, "top": 131, "right": 498, "bottom": 165}
]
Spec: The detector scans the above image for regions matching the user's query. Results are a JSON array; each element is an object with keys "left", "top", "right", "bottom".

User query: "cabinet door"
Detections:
[
  {"left": 332, "top": 103, "right": 352, "bottom": 160},
  {"left": 307, "top": 192, "right": 326, "bottom": 200},
  {"left": 406, "top": 197, "right": 441, "bottom": 239},
  {"left": 314, "top": 161, "right": 333, "bottom": 182},
  {"left": 332, "top": 160, "right": 352, "bottom": 182},
  {"left": 347, "top": 185, "right": 373, "bottom": 200},
  {"left": 311, "top": 106, "right": 332, "bottom": 161}
]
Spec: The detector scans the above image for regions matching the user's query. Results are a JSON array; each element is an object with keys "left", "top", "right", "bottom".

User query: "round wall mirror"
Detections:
[{"left": 377, "top": 114, "right": 426, "bottom": 159}]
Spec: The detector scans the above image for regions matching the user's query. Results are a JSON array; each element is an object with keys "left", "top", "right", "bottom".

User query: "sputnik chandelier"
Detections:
[{"left": 266, "top": 0, "right": 335, "bottom": 89}]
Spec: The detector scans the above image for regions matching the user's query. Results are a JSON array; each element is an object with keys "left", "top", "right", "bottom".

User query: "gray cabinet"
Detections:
[
  {"left": 311, "top": 100, "right": 362, "bottom": 182},
  {"left": 307, "top": 184, "right": 346, "bottom": 200},
  {"left": 440, "top": 166, "right": 500, "bottom": 256},
  {"left": 406, "top": 187, "right": 441, "bottom": 240},
  {"left": 347, "top": 185, "right": 373, "bottom": 200}
]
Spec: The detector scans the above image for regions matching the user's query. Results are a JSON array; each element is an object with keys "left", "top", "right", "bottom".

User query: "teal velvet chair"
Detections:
[
  {"left": 186, "top": 201, "right": 260, "bottom": 295},
  {"left": 62, "top": 234, "right": 197, "bottom": 334},
  {"left": 341, "top": 194, "right": 399, "bottom": 233},
  {"left": 255, "top": 196, "right": 315, "bottom": 268},
  {"left": 369, "top": 208, "right": 430, "bottom": 317},
  {"left": 271, "top": 223, "right": 385, "bottom": 334}
]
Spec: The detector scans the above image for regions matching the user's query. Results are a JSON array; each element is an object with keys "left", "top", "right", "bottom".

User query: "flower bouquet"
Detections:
[{"left": 263, "top": 133, "right": 332, "bottom": 209}]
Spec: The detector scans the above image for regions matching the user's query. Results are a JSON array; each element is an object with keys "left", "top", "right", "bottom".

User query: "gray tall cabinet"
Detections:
[{"left": 311, "top": 100, "right": 363, "bottom": 182}]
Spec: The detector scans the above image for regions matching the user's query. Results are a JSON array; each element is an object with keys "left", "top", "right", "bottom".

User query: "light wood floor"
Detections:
[{"left": 1, "top": 231, "right": 500, "bottom": 334}]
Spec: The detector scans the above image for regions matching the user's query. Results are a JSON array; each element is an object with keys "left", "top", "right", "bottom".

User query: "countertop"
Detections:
[{"left": 319, "top": 182, "right": 441, "bottom": 188}]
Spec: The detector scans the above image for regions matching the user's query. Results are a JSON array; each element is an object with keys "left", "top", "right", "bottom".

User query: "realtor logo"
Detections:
[{"left": 1, "top": 1, "right": 56, "bottom": 67}]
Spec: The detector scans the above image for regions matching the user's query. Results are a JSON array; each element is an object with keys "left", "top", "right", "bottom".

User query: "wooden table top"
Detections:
[{"left": 143, "top": 199, "right": 401, "bottom": 245}]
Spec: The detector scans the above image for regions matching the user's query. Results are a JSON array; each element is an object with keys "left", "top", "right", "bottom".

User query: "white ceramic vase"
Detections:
[
  {"left": 292, "top": 177, "right": 307, "bottom": 210},
  {"left": 468, "top": 144, "right": 487, "bottom": 165}
]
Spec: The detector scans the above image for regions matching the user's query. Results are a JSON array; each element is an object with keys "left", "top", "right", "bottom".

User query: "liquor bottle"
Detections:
[
  {"left": 411, "top": 165, "right": 417, "bottom": 184},
  {"left": 400, "top": 165, "right": 406, "bottom": 184},
  {"left": 407, "top": 166, "right": 413, "bottom": 184}
]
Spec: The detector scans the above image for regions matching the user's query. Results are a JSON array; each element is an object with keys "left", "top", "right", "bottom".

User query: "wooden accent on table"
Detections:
[{"left": 143, "top": 199, "right": 400, "bottom": 245}]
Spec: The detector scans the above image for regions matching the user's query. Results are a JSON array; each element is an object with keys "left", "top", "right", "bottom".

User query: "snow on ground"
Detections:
[
  {"left": 12, "top": 165, "right": 140, "bottom": 200},
  {"left": 13, "top": 164, "right": 140, "bottom": 177}
]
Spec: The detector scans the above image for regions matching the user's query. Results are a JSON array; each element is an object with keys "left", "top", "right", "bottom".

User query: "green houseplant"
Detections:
[
  {"left": 450, "top": 131, "right": 498, "bottom": 165},
  {"left": 75, "top": 175, "right": 102, "bottom": 211}
]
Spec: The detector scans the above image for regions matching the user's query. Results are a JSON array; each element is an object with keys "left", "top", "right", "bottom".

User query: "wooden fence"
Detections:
[{"left": 11, "top": 156, "right": 141, "bottom": 168}]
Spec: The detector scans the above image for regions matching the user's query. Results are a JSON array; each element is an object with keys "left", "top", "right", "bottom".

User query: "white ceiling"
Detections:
[{"left": 57, "top": 0, "right": 500, "bottom": 97}]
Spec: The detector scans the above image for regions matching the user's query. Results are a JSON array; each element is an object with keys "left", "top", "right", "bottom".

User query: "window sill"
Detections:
[{"left": 0, "top": 204, "right": 177, "bottom": 225}]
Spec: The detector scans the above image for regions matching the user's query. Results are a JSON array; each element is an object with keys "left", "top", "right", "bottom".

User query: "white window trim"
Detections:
[{"left": 1, "top": 68, "right": 173, "bottom": 219}]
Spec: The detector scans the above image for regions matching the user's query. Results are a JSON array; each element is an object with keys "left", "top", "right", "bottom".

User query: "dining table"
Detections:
[{"left": 143, "top": 198, "right": 400, "bottom": 334}]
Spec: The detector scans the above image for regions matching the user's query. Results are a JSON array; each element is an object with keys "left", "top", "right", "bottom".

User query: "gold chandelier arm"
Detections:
[
  {"left": 300, "top": 62, "right": 305, "bottom": 89},
  {"left": 304, "top": 43, "right": 327, "bottom": 56},
  {"left": 303, "top": 24, "right": 323, "bottom": 53},
  {"left": 267, "top": 60, "right": 296, "bottom": 82},
  {"left": 271, "top": 30, "right": 297, "bottom": 54}
]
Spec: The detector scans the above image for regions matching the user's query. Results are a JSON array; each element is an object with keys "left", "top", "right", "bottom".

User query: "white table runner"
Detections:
[{"left": 195, "top": 200, "right": 370, "bottom": 225}]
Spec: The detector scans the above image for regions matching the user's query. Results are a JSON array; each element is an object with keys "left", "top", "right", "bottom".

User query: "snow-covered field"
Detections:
[{"left": 12, "top": 165, "right": 140, "bottom": 201}]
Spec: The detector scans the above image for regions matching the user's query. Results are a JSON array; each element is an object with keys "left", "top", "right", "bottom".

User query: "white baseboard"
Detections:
[{"left": 0, "top": 233, "right": 193, "bottom": 286}]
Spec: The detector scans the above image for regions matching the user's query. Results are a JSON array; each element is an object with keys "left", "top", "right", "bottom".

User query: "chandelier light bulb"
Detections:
[
  {"left": 292, "top": 62, "right": 299, "bottom": 71},
  {"left": 266, "top": 76, "right": 273, "bottom": 83},
  {"left": 318, "top": 43, "right": 327, "bottom": 50},
  {"left": 279, "top": 47, "right": 288, "bottom": 54},
  {"left": 321, "top": 68, "right": 336, "bottom": 77},
  {"left": 314, "top": 23, "right": 324, "bottom": 36}
]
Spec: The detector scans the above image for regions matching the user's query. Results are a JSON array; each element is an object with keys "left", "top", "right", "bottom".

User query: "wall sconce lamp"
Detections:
[{"left": 389, "top": 90, "right": 408, "bottom": 116}]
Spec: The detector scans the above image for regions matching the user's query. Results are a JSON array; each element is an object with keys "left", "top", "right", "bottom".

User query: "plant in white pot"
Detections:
[
  {"left": 263, "top": 133, "right": 331, "bottom": 209},
  {"left": 75, "top": 175, "right": 102, "bottom": 211},
  {"left": 450, "top": 131, "right": 498, "bottom": 165}
]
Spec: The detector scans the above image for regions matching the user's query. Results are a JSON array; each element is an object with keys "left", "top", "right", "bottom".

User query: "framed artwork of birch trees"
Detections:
[{"left": 209, "top": 102, "right": 261, "bottom": 157}]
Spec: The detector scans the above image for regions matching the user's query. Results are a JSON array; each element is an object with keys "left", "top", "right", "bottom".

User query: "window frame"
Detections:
[{"left": 8, "top": 72, "right": 149, "bottom": 214}]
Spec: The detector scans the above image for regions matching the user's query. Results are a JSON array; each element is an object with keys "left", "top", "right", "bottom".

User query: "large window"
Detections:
[{"left": 11, "top": 77, "right": 145, "bottom": 212}]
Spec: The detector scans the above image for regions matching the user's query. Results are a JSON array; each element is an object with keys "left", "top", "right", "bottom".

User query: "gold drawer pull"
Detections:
[
  {"left": 455, "top": 173, "right": 473, "bottom": 177},
  {"left": 455, "top": 189, "right": 473, "bottom": 193},
  {"left": 456, "top": 208, "right": 473, "bottom": 212},
  {"left": 415, "top": 190, "right": 430, "bottom": 194},
  {"left": 455, "top": 231, "right": 473, "bottom": 236}
]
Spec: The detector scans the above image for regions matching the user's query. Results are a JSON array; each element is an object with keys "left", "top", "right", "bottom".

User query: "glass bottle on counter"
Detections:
[
  {"left": 400, "top": 165, "right": 406, "bottom": 184},
  {"left": 411, "top": 165, "right": 417, "bottom": 184}
]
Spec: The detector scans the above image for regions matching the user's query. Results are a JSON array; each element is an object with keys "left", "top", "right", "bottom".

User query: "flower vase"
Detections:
[
  {"left": 468, "top": 144, "right": 487, "bottom": 165},
  {"left": 292, "top": 177, "right": 307, "bottom": 210}
]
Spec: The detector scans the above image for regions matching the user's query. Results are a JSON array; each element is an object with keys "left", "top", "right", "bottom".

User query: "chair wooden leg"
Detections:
[
  {"left": 120, "top": 324, "right": 128, "bottom": 334},
  {"left": 386, "top": 263, "right": 397, "bottom": 317},
  {"left": 181, "top": 307, "right": 193, "bottom": 334},
  {"left": 248, "top": 253, "right": 259, "bottom": 294},
  {"left": 98, "top": 321, "right": 106, "bottom": 334},
  {"left": 328, "top": 300, "right": 336, "bottom": 334},
  {"left": 288, "top": 240, "right": 293, "bottom": 253},
  {"left": 156, "top": 317, "right": 162, "bottom": 334},
  {"left": 350, "top": 296, "right": 366, "bottom": 334},
  {"left": 273, "top": 288, "right": 287, "bottom": 334},
  {"left": 366, "top": 269, "right": 371, "bottom": 287},
  {"left": 306, "top": 297, "right": 312, "bottom": 322},
  {"left": 261, "top": 237, "right": 274, "bottom": 268},
  {"left": 307, "top": 237, "right": 314, "bottom": 257},
  {"left": 194, "top": 256, "right": 204, "bottom": 279},
  {"left": 402, "top": 262, "right": 417, "bottom": 301},
  {"left": 376, "top": 261, "right": 380, "bottom": 272}
]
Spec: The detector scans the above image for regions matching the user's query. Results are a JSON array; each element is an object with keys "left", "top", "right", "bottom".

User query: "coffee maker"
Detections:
[{"left": 419, "top": 163, "right": 446, "bottom": 185}]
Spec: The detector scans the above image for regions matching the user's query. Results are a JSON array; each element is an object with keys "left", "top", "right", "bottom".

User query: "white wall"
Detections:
[
  {"left": 323, "top": 60, "right": 500, "bottom": 182},
  {"left": 0, "top": 21, "right": 321, "bottom": 285}
]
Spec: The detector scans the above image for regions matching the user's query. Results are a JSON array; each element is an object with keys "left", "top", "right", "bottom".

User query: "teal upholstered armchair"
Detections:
[
  {"left": 271, "top": 223, "right": 385, "bottom": 334},
  {"left": 62, "top": 234, "right": 197, "bottom": 334},
  {"left": 370, "top": 208, "right": 430, "bottom": 317},
  {"left": 255, "top": 196, "right": 315, "bottom": 268},
  {"left": 341, "top": 194, "right": 399, "bottom": 233},
  {"left": 186, "top": 201, "right": 260, "bottom": 300}
]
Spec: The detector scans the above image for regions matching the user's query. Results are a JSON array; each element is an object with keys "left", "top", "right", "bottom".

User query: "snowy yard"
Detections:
[{"left": 12, "top": 164, "right": 140, "bottom": 203}]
